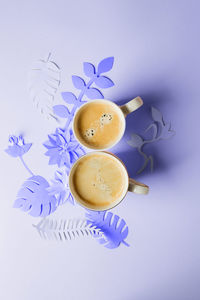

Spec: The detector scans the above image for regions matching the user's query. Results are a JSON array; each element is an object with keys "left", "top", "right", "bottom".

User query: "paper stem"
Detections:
[
  {"left": 122, "top": 240, "right": 130, "bottom": 247},
  {"left": 64, "top": 77, "right": 95, "bottom": 130},
  {"left": 19, "top": 156, "right": 34, "bottom": 176}
]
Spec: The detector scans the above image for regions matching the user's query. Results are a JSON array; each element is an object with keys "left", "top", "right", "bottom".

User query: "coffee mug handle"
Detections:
[
  {"left": 128, "top": 178, "right": 149, "bottom": 194},
  {"left": 120, "top": 97, "right": 143, "bottom": 116}
]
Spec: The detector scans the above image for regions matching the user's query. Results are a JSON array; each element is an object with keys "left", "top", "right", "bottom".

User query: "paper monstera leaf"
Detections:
[{"left": 14, "top": 175, "right": 57, "bottom": 217}]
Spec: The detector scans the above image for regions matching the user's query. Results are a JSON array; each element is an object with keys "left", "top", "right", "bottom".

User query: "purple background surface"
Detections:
[{"left": 0, "top": 1, "right": 200, "bottom": 300}]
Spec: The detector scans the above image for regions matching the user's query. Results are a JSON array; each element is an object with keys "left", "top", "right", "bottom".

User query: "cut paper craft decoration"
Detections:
[
  {"left": 43, "top": 128, "right": 85, "bottom": 171},
  {"left": 47, "top": 170, "right": 74, "bottom": 206},
  {"left": 127, "top": 106, "right": 175, "bottom": 174},
  {"left": 6, "top": 56, "right": 131, "bottom": 249},
  {"left": 33, "top": 218, "right": 102, "bottom": 241},
  {"left": 5, "top": 135, "right": 58, "bottom": 217},
  {"left": 5, "top": 135, "right": 34, "bottom": 176},
  {"left": 53, "top": 57, "right": 114, "bottom": 131},
  {"left": 14, "top": 175, "right": 57, "bottom": 217},
  {"left": 29, "top": 53, "right": 61, "bottom": 120},
  {"left": 85, "top": 210, "right": 130, "bottom": 249}
]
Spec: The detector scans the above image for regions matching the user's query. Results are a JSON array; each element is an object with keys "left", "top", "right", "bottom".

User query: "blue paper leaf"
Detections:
[
  {"left": 53, "top": 105, "right": 69, "bottom": 118},
  {"left": 14, "top": 175, "right": 57, "bottom": 217},
  {"left": 61, "top": 92, "right": 77, "bottom": 104},
  {"left": 151, "top": 107, "right": 163, "bottom": 124},
  {"left": 94, "top": 76, "right": 114, "bottom": 88},
  {"left": 83, "top": 62, "right": 95, "bottom": 77},
  {"left": 97, "top": 57, "right": 114, "bottom": 74},
  {"left": 85, "top": 210, "right": 129, "bottom": 249},
  {"left": 72, "top": 76, "right": 85, "bottom": 89},
  {"left": 127, "top": 133, "right": 143, "bottom": 148},
  {"left": 85, "top": 87, "right": 104, "bottom": 99}
]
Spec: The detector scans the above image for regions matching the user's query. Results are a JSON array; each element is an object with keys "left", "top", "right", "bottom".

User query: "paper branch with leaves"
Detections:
[{"left": 127, "top": 107, "right": 175, "bottom": 174}]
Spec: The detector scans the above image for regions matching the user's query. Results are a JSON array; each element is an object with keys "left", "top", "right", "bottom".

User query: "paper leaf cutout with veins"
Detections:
[
  {"left": 72, "top": 75, "right": 85, "bottom": 89},
  {"left": 5, "top": 135, "right": 32, "bottom": 158},
  {"left": 83, "top": 62, "right": 96, "bottom": 77},
  {"left": 14, "top": 175, "right": 57, "bottom": 217},
  {"left": 85, "top": 210, "right": 129, "bottom": 249},
  {"left": 53, "top": 105, "right": 70, "bottom": 118},
  {"left": 94, "top": 76, "right": 114, "bottom": 88},
  {"left": 47, "top": 170, "right": 74, "bottom": 206},
  {"left": 33, "top": 218, "right": 102, "bottom": 241},
  {"left": 29, "top": 53, "right": 61, "bottom": 120},
  {"left": 127, "top": 133, "right": 143, "bottom": 148},
  {"left": 97, "top": 57, "right": 114, "bottom": 74},
  {"left": 85, "top": 87, "right": 104, "bottom": 99}
]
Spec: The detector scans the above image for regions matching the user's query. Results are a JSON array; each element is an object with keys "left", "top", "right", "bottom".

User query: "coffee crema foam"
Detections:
[
  {"left": 71, "top": 153, "right": 127, "bottom": 209},
  {"left": 74, "top": 101, "right": 124, "bottom": 149}
]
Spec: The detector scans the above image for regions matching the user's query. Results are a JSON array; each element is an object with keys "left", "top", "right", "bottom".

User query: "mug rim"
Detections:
[
  {"left": 72, "top": 99, "right": 126, "bottom": 151},
  {"left": 68, "top": 151, "right": 129, "bottom": 211}
]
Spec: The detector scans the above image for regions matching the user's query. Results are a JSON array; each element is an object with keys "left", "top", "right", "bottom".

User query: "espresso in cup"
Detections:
[
  {"left": 73, "top": 97, "right": 143, "bottom": 150},
  {"left": 69, "top": 152, "right": 149, "bottom": 211}
]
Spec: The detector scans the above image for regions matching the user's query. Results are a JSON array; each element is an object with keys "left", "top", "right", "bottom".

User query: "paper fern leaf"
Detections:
[
  {"left": 29, "top": 53, "right": 61, "bottom": 120},
  {"left": 33, "top": 218, "right": 102, "bottom": 241}
]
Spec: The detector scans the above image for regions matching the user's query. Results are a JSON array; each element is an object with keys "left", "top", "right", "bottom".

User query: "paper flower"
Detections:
[
  {"left": 5, "top": 135, "right": 32, "bottom": 158},
  {"left": 43, "top": 128, "right": 85, "bottom": 169},
  {"left": 47, "top": 170, "right": 74, "bottom": 205}
]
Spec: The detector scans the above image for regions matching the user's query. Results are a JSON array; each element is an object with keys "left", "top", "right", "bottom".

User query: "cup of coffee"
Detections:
[
  {"left": 73, "top": 97, "right": 143, "bottom": 150},
  {"left": 69, "top": 151, "right": 149, "bottom": 211}
]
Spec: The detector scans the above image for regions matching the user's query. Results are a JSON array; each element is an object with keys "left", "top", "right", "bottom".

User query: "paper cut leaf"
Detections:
[
  {"left": 97, "top": 57, "right": 114, "bottom": 74},
  {"left": 85, "top": 210, "right": 129, "bottom": 249},
  {"left": 14, "top": 175, "right": 57, "bottom": 217},
  {"left": 127, "top": 133, "right": 143, "bottom": 148},
  {"left": 85, "top": 87, "right": 104, "bottom": 99},
  {"left": 61, "top": 92, "right": 77, "bottom": 104},
  {"left": 72, "top": 76, "right": 85, "bottom": 89},
  {"left": 29, "top": 53, "right": 61, "bottom": 120},
  {"left": 53, "top": 105, "right": 70, "bottom": 118},
  {"left": 33, "top": 218, "right": 102, "bottom": 241},
  {"left": 5, "top": 135, "right": 32, "bottom": 158},
  {"left": 83, "top": 62, "right": 95, "bottom": 77},
  {"left": 94, "top": 76, "right": 114, "bottom": 88},
  {"left": 151, "top": 107, "right": 163, "bottom": 124},
  {"left": 145, "top": 123, "right": 158, "bottom": 140},
  {"left": 47, "top": 170, "right": 74, "bottom": 206}
]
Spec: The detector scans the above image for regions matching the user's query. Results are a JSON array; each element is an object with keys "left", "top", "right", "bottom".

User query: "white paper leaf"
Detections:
[
  {"left": 29, "top": 53, "right": 61, "bottom": 120},
  {"left": 33, "top": 218, "right": 103, "bottom": 242}
]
